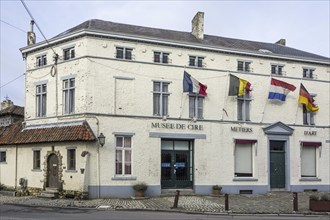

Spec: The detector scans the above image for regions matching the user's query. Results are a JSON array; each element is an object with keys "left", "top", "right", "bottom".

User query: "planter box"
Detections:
[{"left": 309, "top": 199, "right": 330, "bottom": 212}]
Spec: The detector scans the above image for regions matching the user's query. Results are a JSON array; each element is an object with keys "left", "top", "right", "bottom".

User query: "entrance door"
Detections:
[
  {"left": 270, "top": 141, "right": 286, "bottom": 189},
  {"left": 161, "top": 140, "right": 193, "bottom": 189},
  {"left": 47, "top": 154, "right": 59, "bottom": 188}
]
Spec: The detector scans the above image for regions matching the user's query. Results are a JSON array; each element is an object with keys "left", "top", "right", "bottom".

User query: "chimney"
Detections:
[
  {"left": 1, "top": 99, "right": 14, "bottom": 110},
  {"left": 191, "top": 12, "right": 204, "bottom": 40},
  {"left": 275, "top": 38, "right": 286, "bottom": 46},
  {"left": 27, "top": 20, "right": 36, "bottom": 46}
]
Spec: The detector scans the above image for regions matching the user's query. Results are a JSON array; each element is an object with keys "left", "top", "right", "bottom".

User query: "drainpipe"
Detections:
[{"left": 15, "top": 145, "right": 18, "bottom": 190}]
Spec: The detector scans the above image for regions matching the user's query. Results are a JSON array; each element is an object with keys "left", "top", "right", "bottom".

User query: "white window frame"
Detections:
[
  {"left": 271, "top": 64, "right": 284, "bottom": 75},
  {"left": 116, "top": 47, "right": 133, "bottom": 60},
  {"left": 237, "top": 94, "right": 251, "bottom": 121},
  {"left": 303, "top": 67, "right": 315, "bottom": 79},
  {"left": 189, "top": 94, "right": 204, "bottom": 119},
  {"left": 153, "top": 51, "right": 170, "bottom": 64},
  {"left": 153, "top": 81, "right": 170, "bottom": 117},
  {"left": 63, "top": 47, "right": 75, "bottom": 60},
  {"left": 189, "top": 55, "right": 204, "bottom": 67},
  {"left": 234, "top": 143, "right": 254, "bottom": 177},
  {"left": 237, "top": 60, "right": 251, "bottom": 72},
  {"left": 36, "top": 83, "right": 47, "bottom": 117},
  {"left": 0, "top": 151, "right": 6, "bottom": 163},
  {"left": 36, "top": 54, "right": 47, "bottom": 67},
  {"left": 63, "top": 78, "right": 75, "bottom": 114},
  {"left": 33, "top": 149, "right": 41, "bottom": 170},
  {"left": 115, "top": 136, "right": 132, "bottom": 176},
  {"left": 301, "top": 146, "right": 318, "bottom": 178},
  {"left": 66, "top": 147, "right": 76, "bottom": 171}
]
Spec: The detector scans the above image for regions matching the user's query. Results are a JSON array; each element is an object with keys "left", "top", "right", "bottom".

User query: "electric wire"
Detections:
[
  {"left": 1, "top": 19, "right": 26, "bottom": 33},
  {"left": 0, "top": 73, "right": 25, "bottom": 89}
]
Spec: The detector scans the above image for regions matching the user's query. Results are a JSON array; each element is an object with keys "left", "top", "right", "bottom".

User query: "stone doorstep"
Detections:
[
  {"left": 161, "top": 189, "right": 196, "bottom": 196},
  {"left": 0, "top": 191, "right": 16, "bottom": 197},
  {"left": 38, "top": 188, "right": 59, "bottom": 199}
]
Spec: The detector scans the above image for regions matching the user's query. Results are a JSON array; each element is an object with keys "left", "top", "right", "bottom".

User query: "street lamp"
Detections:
[{"left": 98, "top": 133, "right": 105, "bottom": 147}]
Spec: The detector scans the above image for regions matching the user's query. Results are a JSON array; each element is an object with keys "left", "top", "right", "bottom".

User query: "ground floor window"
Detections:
[
  {"left": 301, "top": 146, "right": 317, "bottom": 177},
  {"left": 33, "top": 150, "right": 41, "bottom": 170},
  {"left": 0, "top": 151, "right": 6, "bottom": 163},
  {"left": 115, "top": 136, "right": 132, "bottom": 175},
  {"left": 67, "top": 148, "right": 76, "bottom": 171},
  {"left": 234, "top": 143, "right": 253, "bottom": 177}
]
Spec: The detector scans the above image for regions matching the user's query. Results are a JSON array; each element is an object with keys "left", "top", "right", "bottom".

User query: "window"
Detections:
[
  {"left": 115, "top": 136, "right": 132, "bottom": 175},
  {"left": 154, "top": 51, "right": 169, "bottom": 64},
  {"left": 63, "top": 47, "right": 75, "bottom": 60},
  {"left": 189, "top": 95, "right": 204, "bottom": 119},
  {"left": 189, "top": 56, "right": 204, "bottom": 67},
  {"left": 0, "top": 151, "right": 6, "bottom": 163},
  {"left": 237, "top": 61, "right": 251, "bottom": 72},
  {"left": 303, "top": 105, "right": 315, "bottom": 125},
  {"left": 303, "top": 68, "right": 315, "bottom": 79},
  {"left": 36, "top": 84, "right": 47, "bottom": 117},
  {"left": 235, "top": 143, "right": 253, "bottom": 177},
  {"left": 116, "top": 47, "right": 132, "bottom": 60},
  {"left": 301, "top": 146, "right": 316, "bottom": 177},
  {"left": 271, "top": 64, "right": 284, "bottom": 75},
  {"left": 237, "top": 94, "right": 251, "bottom": 121},
  {"left": 33, "top": 150, "right": 41, "bottom": 170},
  {"left": 63, "top": 78, "right": 75, "bottom": 114},
  {"left": 153, "top": 81, "right": 170, "bottom": 116},
  {"left": 67, "top": 148, "right": 76, "bottom": 170},
  {"left": 36, "top": 55, "right": 47, "bottom": 67}
]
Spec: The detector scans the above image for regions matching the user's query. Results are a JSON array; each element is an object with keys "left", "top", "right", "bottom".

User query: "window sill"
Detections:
[
  {"left": 112, "top": 176, "right": 137, "bottom": 180},
  {"left": 0, "top": 162, "right": 7, "bottom": 164},
  {"left": 31, "top": 169, "right": 42, "bottom": 172},
  {"left": 233, "top": 177, "right": 258, "bottom": 182},
  {"left": 65, "top": 170, "right": 78, "bottom": 173},
  {"left": 299, "top": 177, "right": 321, "bottom": 182}
]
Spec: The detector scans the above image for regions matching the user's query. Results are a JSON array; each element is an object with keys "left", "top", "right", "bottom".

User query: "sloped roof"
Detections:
[
  {"left": 0, "top": 105, "right": 24, "bottom": 117},
  {"left": 54, "top": 19, "right": 329, "bottom": 62},
  {"left": 0, "top": 121, "right": 96, "bottom": 145}
]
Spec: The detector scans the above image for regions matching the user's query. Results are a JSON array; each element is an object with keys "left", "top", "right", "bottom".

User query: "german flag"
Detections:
[
  {"left": 228, "top": 74, "right": 251, "bottom": 96},
  {"left": 298, "top": 83, "right": 319, "bottom": 112}
]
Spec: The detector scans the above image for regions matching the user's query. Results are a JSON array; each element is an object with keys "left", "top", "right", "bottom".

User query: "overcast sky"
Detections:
[{"left": 1, "top": 0, "right": 329, "bottom": 107}]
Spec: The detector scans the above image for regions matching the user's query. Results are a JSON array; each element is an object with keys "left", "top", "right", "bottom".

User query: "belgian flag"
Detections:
[
  {"left": 298, "top": 83, "right": 319, "bottom": 112},
  {"left": 228, "top": 74, "right": 251, "bottom": 96}
]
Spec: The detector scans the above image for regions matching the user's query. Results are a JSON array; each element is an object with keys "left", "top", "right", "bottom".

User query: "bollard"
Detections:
[
  {"left": 225, "top": 194, "right": 229, "bottom": 211},
  {"left": 293, "top": 192, "right": 298, "bottom": 211},
  {"left": 172, "top": 190, "right": 180, "bottom": 208}
]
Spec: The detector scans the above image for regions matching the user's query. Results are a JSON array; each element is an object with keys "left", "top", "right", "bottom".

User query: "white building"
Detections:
[{"left": 1, "top": 12, "right": 329, "bottom": 198}]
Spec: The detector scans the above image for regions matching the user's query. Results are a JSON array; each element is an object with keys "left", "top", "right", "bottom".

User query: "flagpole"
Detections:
[
  {"left": 180, "top": 66, "right": 186, "bottom": 118},
  {"left": 260, "top": 75, "right": 272, "bottom": 123},
  {"left": 294, "top": 77, "right": 304, "bottom": 124},
  {"left": 221, "top": 72, "right": 230, "bottom": 120}
]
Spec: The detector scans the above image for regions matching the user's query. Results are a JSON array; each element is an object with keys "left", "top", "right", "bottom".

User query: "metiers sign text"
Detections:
[{"left": 151, "top": 122, "right": 203, "bottom": 131}]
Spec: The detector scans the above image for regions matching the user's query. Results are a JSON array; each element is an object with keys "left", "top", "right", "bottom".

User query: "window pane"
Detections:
[
  {"left": 116, "top": 137, "right": 123, "bottom": 147},
  {"left": 0, "top": 152, "right": 6, "bottom": 162},
  {"left": 153, "top": 82, "right": 160, "bottom": 92},
  {"left": 189, "top": 56, "right": 195, "bottom": 66},
  {"left": 162, "top": 95, "right": 168, "bottom": 116},
  {"left": 163, "top": 53, "right": 169, "bottom": 63},
  {"left": 237, "top": 99, "right": 243, "bottom": 120},
  {"left": 301, "top": 147, "right": 316, "bottom": 177},
  {"left": 235, "top": 144, "right": 252, "bottom": 176},
  {"left": 245, "top": 100, "right": 250, "bottom": 121},
  {"left": 198, "top": 97, "right": 203, "bottom": 118},
  {"left": 153, "top": 94, "right": 160, "bottom": 115},
  {"left": 237, "top": 61, "right": 243, "bottom": 71},
  {"left": 124, "top": 150, "right": 131, "bottom": 175},
  {"left": 197, "top": 57, "right": 203, "bottom": 67},
  {"left": 162, "top": 83, "right": 168, "bottom": 92},
  {"left": 154, "top": 52, "right": 160, "bottom": 62},
  {"left": 116, "top": 150, "right": 122, "bottom": 174},
  {"left": 124, "top": 137, "right": 131, "bottom": 148},
  {"left": 271, "top": 65, "right": 276, "bottom": 74},
  {"left": 189, "top": 96, "right": 195, "bottom": 118},
  {"left": 125, "top": 49, "right": 132, "bottom": 60},
  {"left": 42, "top": 94, "right": 46, "bottom": 116},
  {"left": 116, "top": 48, "right": 124, "bottom": 59}
]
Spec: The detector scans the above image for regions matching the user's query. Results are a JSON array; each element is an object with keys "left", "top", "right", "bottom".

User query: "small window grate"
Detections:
[{"left": 239, "top": 190, "right": 253, "bottom": 194}]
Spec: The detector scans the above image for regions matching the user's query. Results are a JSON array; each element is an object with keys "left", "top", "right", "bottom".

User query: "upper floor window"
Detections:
[
  {"left": 67, "top": 148, "right": 76, "bottom": 171},
  {"left": 153, "top": 81, "right": 170, "bottom": 116},
  {"left": 189, "top": 95, "right": 204, "bottom": 119},
  {"left": 189, "top": 56, "right": 204, "bottom": 67},
  {"left": 237, "top": 94, "right": 251, "bottom": 121},
  {"left": 63, "top": 47, "right": 75, "bottom": 60},
  {"left": 237, "top": 60, "right": 251, "bottom": 72},
  {"left": 271, "top": 64, "right": 284, "bottom": 75},
  {"left": 116, "top": 47, "right": 133, "bottom": 60},
  {"left": 33, "top": 150, "right": 41, "bottom": 170},
  {"left": 36, "top": 55, "right": 47, "bottom": 67},
  {"left": 115, "top": 136, "right": 132, "bottom": 175},
  {"left": 63, "top": 78, "right": 75, "bottom": 114},
  {"left": 303, "top": 68, "right": 315, "bottom": 79},
  {"left": 303, "top": 105, "right": 315, "bottom": 125},
  {"left": 0, "top": 151, "right": 6, "bottom": 163},
  {"left": 36, "top": 84, "right": 47, "bottom": 117},
  {"left": 154, "top": 51, "right": 169, "bottom": 64}
]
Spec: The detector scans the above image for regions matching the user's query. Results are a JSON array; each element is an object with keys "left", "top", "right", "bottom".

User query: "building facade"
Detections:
[{"left": 1, "top": 12, "right": 329, "bottom": 198}]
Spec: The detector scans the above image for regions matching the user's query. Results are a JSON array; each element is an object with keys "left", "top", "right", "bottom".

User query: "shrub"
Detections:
[
  {"left": 320, "top": 194, "right": 330, "bottom": 201},
  {"left": 0, "top": 183, "right": 5, "bottom": 191},
  {"left": 132, "top": 182, "right": 148, "bottom": 192},
  {"left": 309, "top": 195, "right": 319, "bottom": 201},
  {"left": 212, "top": 185, "right": 222, "bottom": 190}
]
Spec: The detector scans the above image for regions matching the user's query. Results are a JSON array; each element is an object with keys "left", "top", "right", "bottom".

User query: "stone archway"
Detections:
[{"left": 43, "top": 151, "right": 63, "bottom": 190}]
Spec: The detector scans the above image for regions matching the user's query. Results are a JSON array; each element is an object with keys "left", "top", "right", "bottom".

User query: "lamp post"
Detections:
[{"left": 98, "top": 133, "right": 105, "bottom": 147}]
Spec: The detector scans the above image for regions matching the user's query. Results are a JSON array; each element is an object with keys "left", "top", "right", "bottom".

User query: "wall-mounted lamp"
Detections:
[{"left": 98, "top": 133, "right": 106, "bottom": 147}]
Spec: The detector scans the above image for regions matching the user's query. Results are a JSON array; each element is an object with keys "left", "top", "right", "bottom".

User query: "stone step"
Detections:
[
  {"left": 45, "top": 188, "right": 59, "bottom": 193},
  {"left": 161, "top": 189, "right": 196, "bottom": 196},
  {"left": 38, "top": 188, "right": 59, "bottom": 199}
]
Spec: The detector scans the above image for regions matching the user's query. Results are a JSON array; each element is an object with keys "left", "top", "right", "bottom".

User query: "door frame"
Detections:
[
  {"left": 267, "top": 136, "right": 291, "bottom": 192},
  {"left": 43, "top": 150, "right": 63, "bottom": 190}
]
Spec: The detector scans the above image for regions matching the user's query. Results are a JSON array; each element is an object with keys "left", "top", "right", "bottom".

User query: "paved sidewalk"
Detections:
[{"left": 0, "top": 192, "right": 329, "bottom": 215}]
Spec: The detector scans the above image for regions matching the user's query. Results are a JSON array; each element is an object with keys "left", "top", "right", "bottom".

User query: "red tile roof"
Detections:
[
  {"left": 0, "top": 105, "right": 24, "bottom": 117},
  {"left": 0, "top": 121, "right": 96, "bottom": 145}
]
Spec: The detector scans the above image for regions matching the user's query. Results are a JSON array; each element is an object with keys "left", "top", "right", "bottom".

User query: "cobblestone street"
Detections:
[{"left": 1, "top": 192, "right": 329, "bottom": 215}]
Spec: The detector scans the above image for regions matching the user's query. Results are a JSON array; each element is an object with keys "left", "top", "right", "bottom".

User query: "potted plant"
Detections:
[
  {"left": 132, "top": 182, "right": 148, "bottom": 197},
  {"left": 212, "top": 185, "right": 222, "bottom": 196},
  {"left": 309, "top": 194, "right": 330, "bottom": 212}
]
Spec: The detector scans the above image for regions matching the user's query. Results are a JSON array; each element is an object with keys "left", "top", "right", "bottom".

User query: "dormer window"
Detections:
[
  {"left": 237, "top": 60, "right": 251, "bottom": 72},
  {"left": 271, "top": 64, "right": 284, "bottom": 75},
  {"left": 116, "top": 47, "right": 133, "bottom": 60},
  {"left": 154, "top": 51, "right": 169, "bottom": 64},
  {"left": 63, "top": 47, "right": 75, "bottom": 60},
  {"left": 36, "top": 55, "right": 47, "bottom": 67},
  {"left": 303, "top": 68, "right": 315, "bottom": 79},
  {"left": 189, "top": 56, "right": 204, "bottom": 67}
]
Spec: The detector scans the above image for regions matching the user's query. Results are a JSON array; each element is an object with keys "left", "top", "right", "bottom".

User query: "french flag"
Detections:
[
  {"left": 183, "top": 71, "right": 207, "bottom": 95},
  {"left": 268, "top": 78, "right": 296, "bottom": 101}
]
